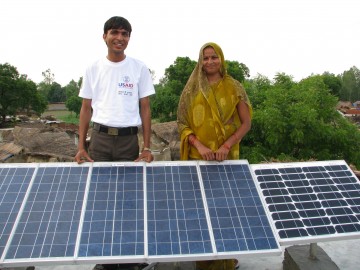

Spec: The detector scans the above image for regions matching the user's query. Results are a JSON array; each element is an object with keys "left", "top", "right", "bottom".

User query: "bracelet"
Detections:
[
  {"left": 142, "top": 147, "right": 151, "bottom": 152},
  {"left": 223, "top": 143, "right": 231, "bottom": 150},
  {"left": 188, "top": 135, "right": 197, "bottom": 145}
]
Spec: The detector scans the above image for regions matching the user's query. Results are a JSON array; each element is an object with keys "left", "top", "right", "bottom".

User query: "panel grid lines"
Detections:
[
  {"left": 0, "top": 166, "right": 35, "bottom": 260},
  {"left": 5, "top": 165, "right": 88, "bottom": 260},
  {"left": 252, "top": 161, "right": 360, "bottom": 244},
  {"left": 79, "top": 165, "right": 144, "bottom": 257},
  {"left": 200, "top": 163, "right": 279, "bottom": 253},
  {"left": 146, "top": 164, "right": 212, "bottom": 256}
]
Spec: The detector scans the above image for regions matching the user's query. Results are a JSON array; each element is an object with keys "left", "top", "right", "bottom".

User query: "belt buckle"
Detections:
[{"left": 108, "top": 127, "right": 118, "bottom": 135}]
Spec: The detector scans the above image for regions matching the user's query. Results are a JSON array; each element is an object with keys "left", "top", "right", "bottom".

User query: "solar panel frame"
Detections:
[
  {"left": 2, "top": 162, "right": 91, "bottom": 267},
  {"left": 0, "top": 163, "right": 37, "bottom": 264},
  {"left": 251, "top": 160, "right": 360, "bottom": 245},
  {"left": 76, "top": 162, "right": 146, "bottom": 265},
  {"left": 0, "top": 160, "right": 282, "bottom": 268},
  {"left": 198, "top": 160, "right": 281, "bottom": 257}
]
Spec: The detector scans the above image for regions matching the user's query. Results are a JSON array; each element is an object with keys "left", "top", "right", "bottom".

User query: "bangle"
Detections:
[
  {"left": 223, "top": 143, "right": 231, "bottom": 150},
  {"left": 188, "top": 135, "right": 197, "bottom": 145},
  {"left": 142, "top": 147, "right": 151, "bottom": 152}
]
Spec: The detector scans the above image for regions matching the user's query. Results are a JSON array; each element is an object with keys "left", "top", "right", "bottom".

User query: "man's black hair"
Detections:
[{"left": 104, "top": 16, "right": 132, "bottom": 36}]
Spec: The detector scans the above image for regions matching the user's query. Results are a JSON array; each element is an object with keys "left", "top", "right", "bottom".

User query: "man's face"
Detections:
[{"left": 103, "top": 28, "right": 130, "bottom": 54}]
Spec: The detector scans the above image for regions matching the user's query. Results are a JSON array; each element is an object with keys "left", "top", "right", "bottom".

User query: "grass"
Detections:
[{"left": 42, "top": 110, "right": 79, "bottom": 125}]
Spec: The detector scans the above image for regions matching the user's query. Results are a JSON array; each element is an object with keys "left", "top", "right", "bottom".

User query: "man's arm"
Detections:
[
  {"left": 135, "top": 96, "right": 153, "bottom": 162},
  {"left": 74, "top": 98, "right": 94, "bottom": 163}
]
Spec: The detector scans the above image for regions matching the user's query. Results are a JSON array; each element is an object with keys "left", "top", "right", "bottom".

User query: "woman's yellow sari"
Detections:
[{"left": 177, "top": 42, "right": 252, "bottom": 160}]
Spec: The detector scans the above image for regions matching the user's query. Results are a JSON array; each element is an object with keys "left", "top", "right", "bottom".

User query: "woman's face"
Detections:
[{"left": 202, "top": 47, "right": 221, "bottom": 76}]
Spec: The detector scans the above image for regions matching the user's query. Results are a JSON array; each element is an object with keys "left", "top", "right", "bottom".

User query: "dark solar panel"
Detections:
[{"left": 251, "top": 160, "right": 360, "bottom": 244}]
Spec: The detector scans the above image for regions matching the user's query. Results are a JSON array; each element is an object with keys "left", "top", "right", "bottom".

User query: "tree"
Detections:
[
  {"left": 64, "top": 78, "right": 82, "bottom": 116},
  {"left": 0, "top": 63, "right": 21, "bottom": 123},
  {"left": 151, "top": 57, "right": 196, "bottom": 121},
  {"left": 42, "top": 68, "right": 55, "bottom": 85},
  {"left": 0, "top": 63, "right": 47, "bottom": 124},
  {"left": 160, "top": 57, "right": 196, "bottom": 92},
  {"left": 48, "top": 82, "right": 66, "bottom": 102},
  {"left": 242, "top": 74, "right": 360, "bottom": 169},
  {"left": 226, "top": 60, "right": 250, "bottom": 83},
  {"left": 340, "top": 66, "right": 360, "bottom": 102},
  {"left": 17, "top": 75, "right": 47, "bottom": 116},
  {"left": 321, "top": 72, "right": 342, "bottom": 98}
]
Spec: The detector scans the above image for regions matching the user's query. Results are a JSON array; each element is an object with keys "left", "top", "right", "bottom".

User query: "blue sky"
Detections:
[{"left": 1, "top": 0, "right": 359, "bottom": 86}]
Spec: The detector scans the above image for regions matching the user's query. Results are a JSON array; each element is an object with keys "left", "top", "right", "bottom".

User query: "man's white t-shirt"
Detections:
[{"left": 79, "top": 56, "right": 155, "bottom": 127}]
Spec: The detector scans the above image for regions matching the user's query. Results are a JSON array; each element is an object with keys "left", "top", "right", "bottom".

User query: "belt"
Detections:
[{"left": 93, "top": 123, "right": 138, "bottom": 136}]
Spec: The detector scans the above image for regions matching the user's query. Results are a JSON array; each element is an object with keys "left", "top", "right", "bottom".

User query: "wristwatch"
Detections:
[{"left": 143, "top": 147, "right": 152, "bottom": 152}]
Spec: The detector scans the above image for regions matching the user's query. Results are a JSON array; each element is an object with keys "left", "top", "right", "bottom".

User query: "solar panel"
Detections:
[
  {"left": 146, "top": 162, "right": 212, "bottom": 259},
  {"left": 0, "top": 164, "right": 36, "bottom": 261},
  {"left": 199, "top": 162, "right": 279, "bottom": 254},
  {"left": 4, "top": 163, "right": 89, "bottom": 264},
  {"left": 0, "top": 160, "right": 282, "bottom": 267},
  {"left": 78, "top": 163, "right": 145, "bottom": 261},
  {"left": 251, "top": 160, "right": 360, "bottom": 245}
]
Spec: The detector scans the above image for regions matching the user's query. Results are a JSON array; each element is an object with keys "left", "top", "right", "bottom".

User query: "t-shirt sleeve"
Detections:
[
  {"left": 138, "top": 65, "right": 155, "bottom": 99},
  {"left": 78, "top": 70, "right": 93, "bottom": 99}
]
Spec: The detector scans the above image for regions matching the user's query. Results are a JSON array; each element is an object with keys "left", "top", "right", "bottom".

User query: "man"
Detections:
[
  {"left": 74, "top": 16, "right": 155, "bottom": 270},
  {"left": 75, "top": 16, "right": 155, "bottom": 164}
]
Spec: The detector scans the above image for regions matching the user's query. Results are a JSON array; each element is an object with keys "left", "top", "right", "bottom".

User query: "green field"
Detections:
[{"left": 42, "top": 104, "right": 79, "bottom": 124}]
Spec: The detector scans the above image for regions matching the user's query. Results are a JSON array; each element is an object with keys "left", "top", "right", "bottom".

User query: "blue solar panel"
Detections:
[
  {"left": 0, "top": 161, "right": 282, "bottom": 267},
  {"left": 199, "top": 162, "right": 279, "bottom": 253},
  {"left": 79, "top": 164, "right": 144, "bottom": 258},
  {"left": 146, "top": 163, "right": 212, "bottom": 257},
  {"left": 0, "top": 164, "right": 35, "bottom": 259},
  {"left": 5, "top": 164, "right": 88, "bottom": 260},
  {"left": 251, "top": 160, "right": 360, "bottom": 245}
]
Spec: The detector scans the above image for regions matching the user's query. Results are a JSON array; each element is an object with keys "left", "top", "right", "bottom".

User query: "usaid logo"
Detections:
[{"left": 118, "top": 76, "right": 134, "bottom": 89}]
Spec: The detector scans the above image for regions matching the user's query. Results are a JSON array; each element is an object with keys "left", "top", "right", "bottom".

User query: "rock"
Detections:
[{"left": 12, "top": 126, "right": 77, "bottom": 159}]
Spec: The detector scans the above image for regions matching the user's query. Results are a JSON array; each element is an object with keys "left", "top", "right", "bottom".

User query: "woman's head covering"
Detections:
[{"left": 186, "top": 42, "right": 227, "bottom": 94}]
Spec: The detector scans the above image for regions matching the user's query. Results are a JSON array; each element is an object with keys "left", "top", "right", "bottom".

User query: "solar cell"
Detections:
[
  {"left": 78, "top": 163, "right": 144, "bottom": 259},
  {"left": 251, "top": 160, "right": 360, "bottom": 245},
  {"left": 0, "top": 160, "right": 282, "bottom": 267},
  {"left": 5, "top": 163, "right": 88, "bottom": 261},
  {"left": 0, "top": 164, "right": 36, "bottom": 260},
  {"left": 146, "top": 162, "right": 213, "bottom": 258},
  {"left": 199, "top": 161, "right": 279, "bottom": 254}
]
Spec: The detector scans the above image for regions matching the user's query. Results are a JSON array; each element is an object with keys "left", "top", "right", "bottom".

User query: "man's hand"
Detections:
[
  {"left": 74, "top": 149, "right": 94, "bottom": 164},
  {"left": 135, "top": 150, "right": 154, "bottom": 163}
]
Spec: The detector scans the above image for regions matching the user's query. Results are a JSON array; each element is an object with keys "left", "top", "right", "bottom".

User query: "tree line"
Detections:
[{"left": 1, "top": 60, "right": 360, "bottom": 168}]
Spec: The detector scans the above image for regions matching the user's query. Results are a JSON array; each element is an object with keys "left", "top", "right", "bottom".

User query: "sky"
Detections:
[{"left": 1, "top": 0, "right": 359, "bottom": 86}]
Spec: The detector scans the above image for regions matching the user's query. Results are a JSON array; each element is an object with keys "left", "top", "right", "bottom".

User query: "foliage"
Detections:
[
  {"left": 321, "top": 72, "right": 342, "bottom": 97},
  {"left": 0, "top": 63, "right": 47, "bottom": 124},
  {"left": 339, "top": 66, "right": 360, "bottom": 102},
  {"left": 225, "top": 60, "right": 250, "bottom": 83},
  {"left": 242, "top": 73, "right": 360, "bottom": 168},
  {"left": 152, "top": 57, "right": 196, "bottom": 121},
  {"left": 64, "top": 79, "right": 82, "bottom": 116},
  {"left": 17, "top": 75, "right": 47, "bottom": 116},
  {"left": 0, "top": 63, "right": 20, "bottom": 123},
  {"left": 48, "top": 82, "right": 66, "bottom": 102}
]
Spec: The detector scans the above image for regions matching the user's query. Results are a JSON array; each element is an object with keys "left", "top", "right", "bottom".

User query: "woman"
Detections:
[{"left": 177, "top": 42, "right": 252, "bottom": 162}]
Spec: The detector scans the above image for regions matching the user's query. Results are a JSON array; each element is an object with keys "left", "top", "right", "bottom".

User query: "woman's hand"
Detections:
[
  {"left": 215, "top": 145, "right": 230, "bottom": 161},
  {"left": 196, "top": 143, "right": 215, "bottom": 161}
]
